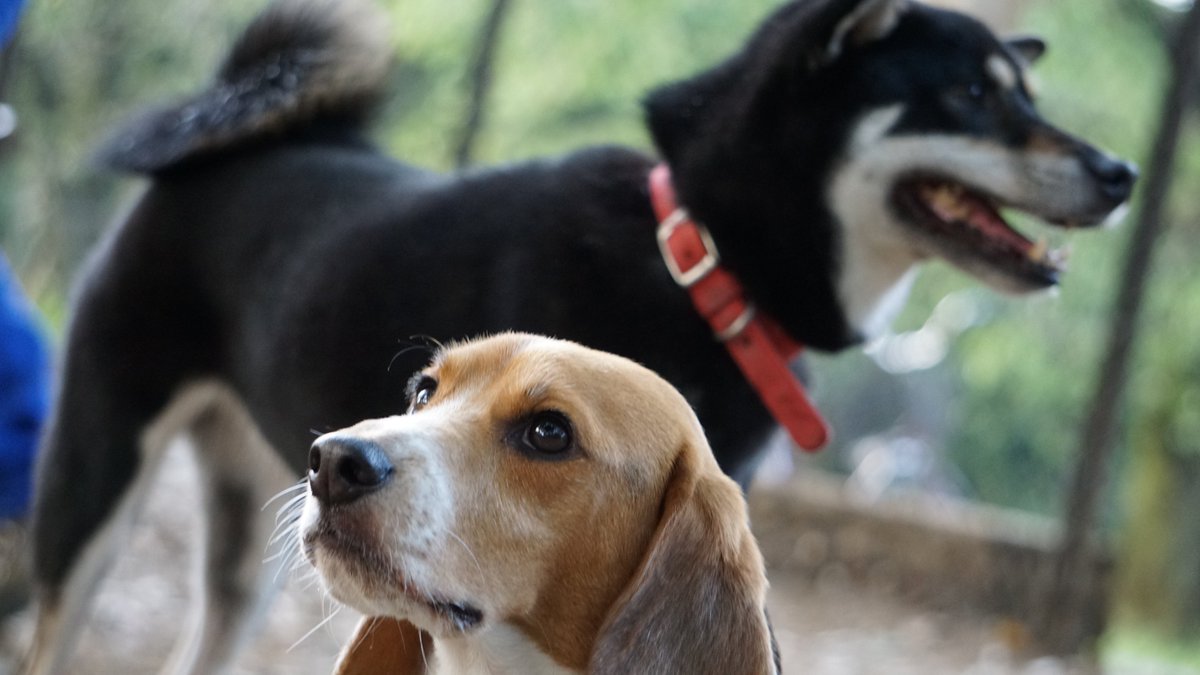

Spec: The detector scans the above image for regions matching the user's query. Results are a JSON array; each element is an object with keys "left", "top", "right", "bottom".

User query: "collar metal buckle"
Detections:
[
  {"left": 716, "top": 304, "right": 757, "bottom": 342},
  {"left": 656, "top": 208, "right": 720, "bottom": 288}
]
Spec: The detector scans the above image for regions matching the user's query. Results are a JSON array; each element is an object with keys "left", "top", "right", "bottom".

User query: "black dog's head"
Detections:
[{"left": 646, "top": 0, "right": 1136, "bottom": 348}]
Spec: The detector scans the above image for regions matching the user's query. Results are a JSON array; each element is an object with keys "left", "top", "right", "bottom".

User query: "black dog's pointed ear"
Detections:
[
  {"left": 824, "top": 0, "right": 911, "bottom": 63},
  {"left": 646, "top": 0, "right": 912, "bottom": 164},
  {"left": 589, "top": 448, "right": 777, "bottom": 675},
  {"left": 1006, "top": 35, "right": 1047, "bottom": 64}
]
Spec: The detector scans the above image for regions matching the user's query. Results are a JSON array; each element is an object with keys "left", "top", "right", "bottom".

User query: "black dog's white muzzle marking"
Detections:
[{"left": 829, "top": 101, "right": 1135, "bottom": 337}]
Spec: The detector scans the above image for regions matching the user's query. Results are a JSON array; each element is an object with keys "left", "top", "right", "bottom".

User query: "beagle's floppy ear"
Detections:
[
  {"left": 333, "top": 616, "right": 432, "bottom": 675},
  {"left": 590, "top": 448, "right": 777, "bottom": 675}
]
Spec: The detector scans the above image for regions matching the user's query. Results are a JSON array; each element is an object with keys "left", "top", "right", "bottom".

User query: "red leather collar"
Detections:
[{"left": 649, "top": 164, "right": 830, "bottom": 451}]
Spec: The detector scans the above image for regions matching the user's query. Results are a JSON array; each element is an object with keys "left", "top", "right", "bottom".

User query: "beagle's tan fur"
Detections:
[{"left": 298, "top": 333, "right": 776, "bottom": 674}]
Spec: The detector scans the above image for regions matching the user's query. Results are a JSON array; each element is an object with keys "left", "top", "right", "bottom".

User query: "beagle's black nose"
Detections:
[{"left": 308, "top": 436, "right": 394, "bottom": 506}]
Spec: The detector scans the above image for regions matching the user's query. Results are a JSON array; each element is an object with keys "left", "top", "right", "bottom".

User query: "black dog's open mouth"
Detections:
[{"left": 893, "top": 177, "right": 1071, "bottom": 288}]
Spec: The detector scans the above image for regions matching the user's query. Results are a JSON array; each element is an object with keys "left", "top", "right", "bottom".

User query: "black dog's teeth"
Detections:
[{"left": 910, "top": 180, "right": 1070, "bottom": 273}]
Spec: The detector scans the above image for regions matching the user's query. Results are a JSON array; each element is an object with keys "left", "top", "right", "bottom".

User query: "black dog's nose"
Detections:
[
  {"left": 1087, "top": 151, "right": 1138, "bottom": 203},
  {"left": 308, "top": 436, "right": 394, "bottom": 506}
]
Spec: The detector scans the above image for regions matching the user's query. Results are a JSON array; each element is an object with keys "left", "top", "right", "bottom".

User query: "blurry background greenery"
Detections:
[{"left": 1, "top": 0, "right": 1197, "bottom": 664}]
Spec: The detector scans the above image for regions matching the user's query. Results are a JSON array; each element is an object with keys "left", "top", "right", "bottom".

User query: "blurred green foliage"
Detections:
[{"left": 381, "top": 0, "right": 780, "bottom": 163}]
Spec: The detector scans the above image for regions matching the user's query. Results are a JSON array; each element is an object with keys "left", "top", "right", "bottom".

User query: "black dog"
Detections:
[{"left": 24, "top": 0, "right": 1135, "bottom": 672}]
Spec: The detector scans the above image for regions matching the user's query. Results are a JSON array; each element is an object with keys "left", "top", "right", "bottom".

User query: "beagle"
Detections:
[{"left": 297, "top": 333, "right": 777, "bottom": 674}]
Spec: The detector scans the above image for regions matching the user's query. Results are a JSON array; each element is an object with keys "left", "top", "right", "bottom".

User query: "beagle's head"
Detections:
[{"left": 298, "top": 333, "right": 776, "bottom": 674}]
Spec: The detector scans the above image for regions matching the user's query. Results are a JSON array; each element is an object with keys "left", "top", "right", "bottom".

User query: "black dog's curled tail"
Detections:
[{"left": 99, "top": 0, "right": 391, "bottom": 174}]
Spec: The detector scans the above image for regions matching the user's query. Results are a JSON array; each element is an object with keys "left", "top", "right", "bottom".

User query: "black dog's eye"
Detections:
[
  {"left": 410, "top": 376, "right": 437, "bottom": 411},
  {"left": 522, "top": 412, "right": 573, "bottom": 456},
  {"left": 948, "top": 81, "right": 990, "bottom": 107}
]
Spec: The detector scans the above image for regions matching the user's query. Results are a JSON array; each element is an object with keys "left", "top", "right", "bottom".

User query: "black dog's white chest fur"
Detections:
[{"left": 22, "top": 1, "right": 1134, "bottom": 673}]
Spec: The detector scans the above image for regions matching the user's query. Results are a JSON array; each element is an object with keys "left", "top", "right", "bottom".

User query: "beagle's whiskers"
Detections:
[
  {"left": 265, "top": 480, "right": 309, "bottom": 586},
  {"left": 287, "top": 602, "right": 344, "bottom": 652}
]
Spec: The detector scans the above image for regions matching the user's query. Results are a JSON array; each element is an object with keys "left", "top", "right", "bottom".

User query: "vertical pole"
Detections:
[{"left": 1038, "top": 1, "right": 1200, "bottom": 654}]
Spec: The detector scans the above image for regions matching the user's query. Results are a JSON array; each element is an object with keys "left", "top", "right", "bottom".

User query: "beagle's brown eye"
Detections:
[
  {"left": 411, "top": 377, "right": 437, "bottom": 411},
  {"left": 524, "top": 413, "right": 572, "bottom": 455}
]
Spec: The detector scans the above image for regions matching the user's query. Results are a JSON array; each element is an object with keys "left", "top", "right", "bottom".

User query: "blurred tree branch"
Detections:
[
  {"left": 454, "top": 0, "right": 514, "bottom": 169},
  {"left": 1037, "top": 0, "right": 1200, "bottom": 655},
  {"left": 1114, "top": 0, "right": 1173, "bottom": 43}
]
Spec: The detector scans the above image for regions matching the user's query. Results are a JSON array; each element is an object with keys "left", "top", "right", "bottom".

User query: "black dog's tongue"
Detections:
[{"left": 917, "top": 181, "right": 1067, "bottom": 271}]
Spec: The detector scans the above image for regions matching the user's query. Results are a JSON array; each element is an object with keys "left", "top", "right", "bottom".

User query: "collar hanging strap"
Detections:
[{"left": 649, "top": 164, "right": 830, "bottom": 451}]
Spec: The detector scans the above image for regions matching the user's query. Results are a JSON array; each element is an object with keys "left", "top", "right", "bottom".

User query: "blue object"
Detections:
[
  {"left": 0, "top": 255, "right": 48, "bottom": 520},
  {"left": 0, "top": 0, "right": 26, "bottom": 47}
]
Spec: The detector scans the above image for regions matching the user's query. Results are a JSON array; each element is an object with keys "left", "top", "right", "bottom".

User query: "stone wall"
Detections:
[{"left": 749, "top": 472, "right": 1110, "bottom": 645}]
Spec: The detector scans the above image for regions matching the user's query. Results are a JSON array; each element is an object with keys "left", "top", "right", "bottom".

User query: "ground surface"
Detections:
[{"left": 0, "top": 445, "right": 1186, "bottom": 674}]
